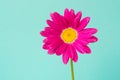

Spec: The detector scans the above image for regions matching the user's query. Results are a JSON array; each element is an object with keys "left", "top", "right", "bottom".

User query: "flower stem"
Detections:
[{"left": 70, "top": 59, "right": 75, "bottom": 80}]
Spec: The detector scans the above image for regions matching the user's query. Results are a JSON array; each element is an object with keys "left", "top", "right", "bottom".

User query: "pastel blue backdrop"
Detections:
[{"left": 0, "top": 0, "right": 120, "bottom": 80}]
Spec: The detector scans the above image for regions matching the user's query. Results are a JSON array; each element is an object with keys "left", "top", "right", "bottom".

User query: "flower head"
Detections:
[{"left": 40, "top": 8, "right": 98, "bottom": 64}]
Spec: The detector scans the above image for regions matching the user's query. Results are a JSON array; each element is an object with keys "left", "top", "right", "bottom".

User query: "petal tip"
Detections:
[
  {"left": 65, "top": 8, "right": 69, "bottom": 11},
  {"left": 40, "top": 31, "right": 43, "bottom": 35},
  {"left": 86, "top": 16, "right": 90, "bottom": 22}
]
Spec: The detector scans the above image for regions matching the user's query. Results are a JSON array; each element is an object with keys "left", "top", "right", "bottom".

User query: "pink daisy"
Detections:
[{"left": 40, "top": 8, "right": 98, "bottom": 64}]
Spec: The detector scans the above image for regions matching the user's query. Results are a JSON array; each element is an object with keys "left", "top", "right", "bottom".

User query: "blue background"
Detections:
[{"left": 0, "top": 0, "right": 120, "bottom": 80}]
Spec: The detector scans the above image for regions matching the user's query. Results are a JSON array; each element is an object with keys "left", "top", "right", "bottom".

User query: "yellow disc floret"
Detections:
[{"left": 60, "top": 27, "right": 78, "bottom": 43}]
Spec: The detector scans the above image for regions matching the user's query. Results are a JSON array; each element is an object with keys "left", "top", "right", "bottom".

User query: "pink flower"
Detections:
[{"left": 40, "top": 8, "right": 98, "bottom": 64}]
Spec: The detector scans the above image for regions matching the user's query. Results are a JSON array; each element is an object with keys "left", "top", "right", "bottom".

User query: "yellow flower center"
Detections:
[{"left": 60, "top": 27, "right": 78, "bottom": 43}]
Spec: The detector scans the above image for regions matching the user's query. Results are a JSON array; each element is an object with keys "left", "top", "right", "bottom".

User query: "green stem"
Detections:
[{"left": 70, "top": 59, "right": 75, "bottom": 80}]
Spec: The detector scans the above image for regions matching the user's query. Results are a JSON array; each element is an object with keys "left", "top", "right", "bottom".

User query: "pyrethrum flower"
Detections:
[{"left": 40, "top": 8, "right": 98, "bottom": 64}]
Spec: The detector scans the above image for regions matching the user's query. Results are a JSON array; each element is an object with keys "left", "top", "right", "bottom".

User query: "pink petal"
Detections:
[
  {"left": 64, "top": 8, "right": 69, "bottom": 18},
  {"left": 43, "top": 43, "right": 49, "bottom": 50},
  {"left": 77, "top": 32, "right": 90, "bottom": 39},
  {"left": 40, "top": 31, "right": 49, "bottom": 37},
  {"left": 45, "top": 27, "right": 60, "bottom": 34},
  {"left": 52, "top": 12, "right": 62, "bottom": 21},
  {"left": 43, "top": 37, "right": 57, "bottom": 44},
  {"left": 50, "top": 12, "right": 65, "bottom": 28},
  {"left": 40, "top": 30, "right": 58, "bottom": 37},
  {"left": 67, "top": 45, "right": 74, "bottom": 59},
  {"left": 64, "top": 45, "right": 78, "bottom": 62},
  {"left": 69, "top": 9, "right": 75, "bottom": 20},
  {"left": 73, "top": 42, "right": 91, "bottom": 54},
  {"left": 64, "top": 8, "right": 74, "bottom": 26},
  {"left": 47, "top": 38, "right": 63, "bottom": 54},
  {"left": 54, "top": 13, "right": 68, "bottom": 28},
  {"left": 56, "top": 43, "right": 67, "bottom": 56},
  {"left": 87, "top": 36, "right": 98, "bottom": 43},
  {"left": 50, "top": 12, "right": 60, "bottom": 23},
  {"left": 73, "top": 42, "right": 85, "bottom": 54},
  {"left": 43, "top": 39, "right": 47, "bottom": 43},
  {"left": 77, "top": 17, "right": 90, "bottom": 31},
  {"left": 75, "top": 39, "right": 89, "bottom": 46},
  {"left": 46, "top": 20, "right": 61, "bottom": 31},
  {"left": 78, "top": 28, "right": 98, "bottom": 39},
  {"left": 76, "top": 11, "right": 82, "bottom": 18},
  {"left": 82, "top": 28, "right": 98, "bottom": 34},
  {"left": 71, "top": 46, "right": 78, "bottom": 62},
  {"left": 73, "top": 11, "right": 82, "bottom": 28},
  {"left": 50, "top": 39, "right": 62, "bottom": 49},
  {"left": 40, "top": 26, "right": 61, "bottom": 37},
  {"left": 54, "top": 12, "right": 68, "bottom": 28},
  {"left": 48, "top": 48, "right": 55, "bottom": 54},
  {"left": 62, "top": 46, "right": 69, "bottom": 64},
  {"left": 46, "top": 20, "right": 54, "bottom": 27},
  {"left": 82, "top": 45, "right": 91, "bottom": 53}
]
